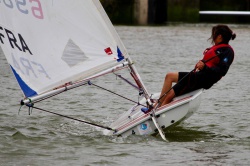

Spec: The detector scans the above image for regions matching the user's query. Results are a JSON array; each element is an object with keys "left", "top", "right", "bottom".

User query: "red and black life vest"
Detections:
[{"left": 202, "top": 44, "right": 234, "bottom": 68}]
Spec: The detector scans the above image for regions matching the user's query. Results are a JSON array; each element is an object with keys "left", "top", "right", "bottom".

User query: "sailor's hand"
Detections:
[{"left": 195, "top": 60, "right": 205, "bottom": 71}]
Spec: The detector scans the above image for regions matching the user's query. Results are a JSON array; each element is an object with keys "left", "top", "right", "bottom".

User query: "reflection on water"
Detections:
[{"left": 165, "top": 126, "right": 217, "bottom": 142}]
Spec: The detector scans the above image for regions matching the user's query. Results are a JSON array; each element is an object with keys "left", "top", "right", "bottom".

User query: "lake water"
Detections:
[{"left": 0, "top": 24, "right": 249, "bottom": 166}]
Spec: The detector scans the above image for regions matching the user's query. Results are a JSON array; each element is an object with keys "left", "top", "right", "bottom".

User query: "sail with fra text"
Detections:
[{"left": 0, "top": 0, "right": 127, "bottom": 98}]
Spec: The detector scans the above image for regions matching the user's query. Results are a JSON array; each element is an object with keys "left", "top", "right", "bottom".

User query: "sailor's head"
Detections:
[{"left": 209, "top": 25, "right": 236, "bottom": 44}]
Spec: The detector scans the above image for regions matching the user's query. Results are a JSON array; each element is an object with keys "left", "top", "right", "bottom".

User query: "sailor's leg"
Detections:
[
  {"left": 160, "top": 89, "right": 176, "bottom": 106},
  {"left": 158, "top": 72, "right": 178, "bottom": 106},
  {"left": 141, "top": 72, "right": 178, "bottom": 114}
]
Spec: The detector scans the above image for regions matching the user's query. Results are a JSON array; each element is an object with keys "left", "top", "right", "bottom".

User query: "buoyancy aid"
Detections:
[{"left": 202, "top": 44, "right": 234, "bottom": 68}]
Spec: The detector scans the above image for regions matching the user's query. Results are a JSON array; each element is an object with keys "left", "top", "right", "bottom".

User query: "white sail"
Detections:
[{"left": 0, "top": 0, "right": 128, "bottom": 98}]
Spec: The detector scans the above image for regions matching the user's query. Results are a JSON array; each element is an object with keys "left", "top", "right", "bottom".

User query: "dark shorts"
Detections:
[
  {"left": 173, "top": 71, "right": 219, "bottom": 96},
  {"left": 173, "top": 71, "right": 221, "bottom": 96}
]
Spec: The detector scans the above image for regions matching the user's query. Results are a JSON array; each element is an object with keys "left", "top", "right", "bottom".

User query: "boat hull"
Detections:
[{"left": 104, "top": 89, "right": 203, "bottom": 137}]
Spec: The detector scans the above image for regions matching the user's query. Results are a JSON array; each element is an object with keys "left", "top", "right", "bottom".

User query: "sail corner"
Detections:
[
  {"left": 117, "top": 47, "right": 124, "bottom": 62},
  {"left": 10, "top": 65, "right": 37, "bottom": 98}
]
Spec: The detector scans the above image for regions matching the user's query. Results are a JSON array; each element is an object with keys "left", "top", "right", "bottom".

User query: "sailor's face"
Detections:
[{"left": 214, "top": 34, "right": 223, "bottom": 45}]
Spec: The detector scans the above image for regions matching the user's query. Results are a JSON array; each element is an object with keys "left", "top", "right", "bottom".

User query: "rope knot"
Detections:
[{"left": 88, "top": 80, "right": 92, "bottom": 85}]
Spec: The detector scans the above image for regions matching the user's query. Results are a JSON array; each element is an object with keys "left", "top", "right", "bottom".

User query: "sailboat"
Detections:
[{"left": 0, "top": 0, "right": 202, "bottom": 140}]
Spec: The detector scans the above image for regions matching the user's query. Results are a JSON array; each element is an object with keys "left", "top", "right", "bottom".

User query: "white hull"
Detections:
[{"left": 104, "top": 89, "right": 203, "bottom": 137}]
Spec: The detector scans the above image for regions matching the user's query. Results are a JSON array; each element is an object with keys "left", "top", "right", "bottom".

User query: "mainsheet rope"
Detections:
[{"left": 21, "top": 103, "right": 117, "bottom": 132}]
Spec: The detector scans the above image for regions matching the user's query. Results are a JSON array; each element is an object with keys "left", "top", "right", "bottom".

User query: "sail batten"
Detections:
[{"left": 0, "top": 0, "right": 128, "bottom": 98}]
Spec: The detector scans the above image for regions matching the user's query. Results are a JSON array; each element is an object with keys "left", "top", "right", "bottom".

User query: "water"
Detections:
[{"left": 0, "top": 24, "right": 249, "bottom": 166}]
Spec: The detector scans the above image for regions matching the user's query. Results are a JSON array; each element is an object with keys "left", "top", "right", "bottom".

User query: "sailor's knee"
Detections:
[{"left": 165, "top": 72, "right": 177, "bottom": 81}]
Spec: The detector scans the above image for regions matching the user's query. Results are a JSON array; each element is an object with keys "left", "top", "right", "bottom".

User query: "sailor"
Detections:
[{"left": 142, "top": 24, "right": 236, "bottom": 113}]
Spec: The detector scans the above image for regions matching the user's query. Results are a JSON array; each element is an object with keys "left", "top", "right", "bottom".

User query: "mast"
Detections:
[
  {"left": 127, "top": 57, "right": 167, "bottom": 141},
  {"left": 127, "top": 57, "right": 153, "bottom": 106}
]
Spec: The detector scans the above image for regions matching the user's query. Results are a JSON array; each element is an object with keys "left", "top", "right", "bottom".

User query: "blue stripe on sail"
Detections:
[
  {"left": 10, "top": 65, "right": 37, "bottom": 97},
  {"left": 117, "top": 47, "right": 124, "bottom": 62}
]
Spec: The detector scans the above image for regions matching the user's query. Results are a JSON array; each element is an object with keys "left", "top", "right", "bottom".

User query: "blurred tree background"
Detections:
[
  {"left": 100, "top": 0, "right": 134, "bottom": 24},
  {"left": 100, "top": 0, "right": 250, "bottom": 25}
]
